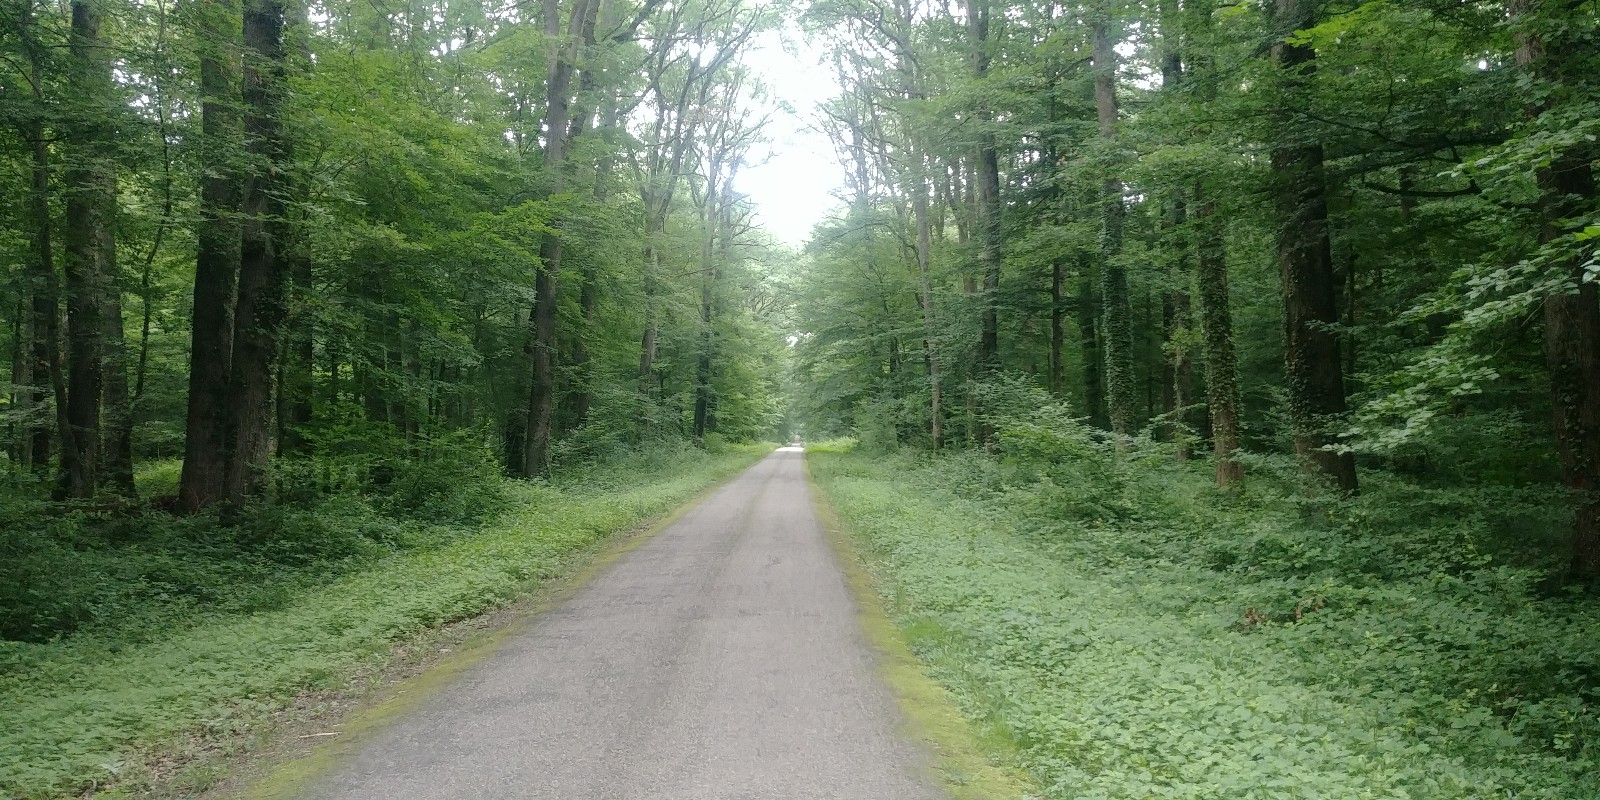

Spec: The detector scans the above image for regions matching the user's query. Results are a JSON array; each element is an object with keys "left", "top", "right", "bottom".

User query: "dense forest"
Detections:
[
  {"left": 792, "top": 0, "right": 1600, "bottom": 578},
  {"left": 2, "top": 0, "right": 1598, "bottom": 795}
]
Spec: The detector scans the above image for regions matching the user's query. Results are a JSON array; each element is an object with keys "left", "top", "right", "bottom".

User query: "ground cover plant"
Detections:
[
  {"left": 0, "top": 442, "right": 768, "bottom": 799},
  {"left": 810, "top": 406, "right": 1599, "bottom": 799}
]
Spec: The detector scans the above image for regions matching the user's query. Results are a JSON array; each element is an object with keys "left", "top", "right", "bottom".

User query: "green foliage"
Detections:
[
  {"left": 812, "top": 437, "right": 1598, "bottom": 799},
  {"left": 0, "top": 444, "right": 767, "bottom": 799}
]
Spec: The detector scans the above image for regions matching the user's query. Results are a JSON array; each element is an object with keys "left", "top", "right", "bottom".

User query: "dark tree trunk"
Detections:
[
  {"left": 25, "top": 128, "right": 57, "bottom": 472},
  {"left": 1194, "top": 194, "right": 1244, "bottom": 487},
  {"left": 913, "top": 158, "right": 944, "bottom": 449},
  {"left": 180, "top": 0, "right": 241, "bottom": 512},
  {"left": 1271, "top": 0, "right": 1357, "bottom": 494},
  {"left": 1511, "top": 0, "right": 1600, "bottom": 580},
  {"left": 966, "top": 0, "right": 1001, "bottom": 374},
  {"left": 1094, "top": 14, "right": 1134, "bottom": 440},
  {"left": 224, "top": 0, "right": 291, "bottom": 504},
  {"left": 522, "top": 0, "right": 595, "bottom": 476},
  {"left": 60, "top": 0, "right": 118, "bottom": 499}
]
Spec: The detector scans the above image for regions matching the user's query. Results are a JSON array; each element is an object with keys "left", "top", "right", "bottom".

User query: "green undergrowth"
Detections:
[
  {"left": 809, "top": 401, "right": 1598, "bottom": 798},
  {"left": 0, "top": 442, "right": 769, "bottom": 799}
]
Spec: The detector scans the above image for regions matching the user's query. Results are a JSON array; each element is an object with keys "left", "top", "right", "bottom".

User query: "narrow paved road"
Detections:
[{"left": 302, "top": 448, "right": 945, "bottom": 800}]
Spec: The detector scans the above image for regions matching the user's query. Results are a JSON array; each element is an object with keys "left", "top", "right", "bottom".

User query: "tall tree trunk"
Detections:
[
  {"left": 1194, "top": 192, "right": 1244, "bottom": 487},
  {"left": 224, "top": 0, "right": 291, "bottom": 504},
  {"left": 180, "top": 0, "right": 242, "bottom": 512},
  {"left": 966, "top": 0, "right": 1002, "bottom": 375},
  {"left": 569, "top": 92, "right": 618, "bottom": 427},
  {"left": 1271, "top": 0, "right": 1357, "bottom": 494},
  {"left": 913, "top": 158, "right": 944, "bottom": 449},
  {"left": 693, "top": 194, "right": 717, "bottom": 444},
  {"left": 1511, "top": 0, "right": 1600, "bottom": 579},
  {"left": 60, "top": 0, "right": 118, "bottom": 498},
  {"left": 523, "top": 0, "right": 596, "bottom": 477},
  {"left": 24, "top": 125, "right": 57, "bottom": 473},
  {"left": 9, "top": 297, "right": 31, "bottom": 467},
  {"left": 1093, "top": 14, "right": 1134, "bottom": 440}
]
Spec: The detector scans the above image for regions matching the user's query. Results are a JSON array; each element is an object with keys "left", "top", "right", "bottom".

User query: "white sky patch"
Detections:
[{"left": 735, "top": 26, "right": 843, "bottom": 248}]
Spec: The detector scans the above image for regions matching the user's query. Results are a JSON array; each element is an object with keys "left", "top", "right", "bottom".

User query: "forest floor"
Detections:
[
  {"left": 0, "top": 445, "right": 771, "bottom": 800},
  {"left": 808, "top": 444, "right": 1600, "bottom": 800}
]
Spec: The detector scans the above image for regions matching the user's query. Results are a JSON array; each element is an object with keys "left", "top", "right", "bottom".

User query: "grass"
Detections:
[
  {"left": 0, "top": 443, "right": 770, "bottom": 800},
  {"left": 806, "top": 456, "right": 1040, "bottom": 800},
  {"left": 809, "top": 444, "right": 1600, "bottom": 800}
]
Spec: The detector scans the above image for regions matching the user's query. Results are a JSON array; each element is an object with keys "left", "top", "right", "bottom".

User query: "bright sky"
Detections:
[{"left": 735, "top": 27, "right": 843, "bottom": 248}]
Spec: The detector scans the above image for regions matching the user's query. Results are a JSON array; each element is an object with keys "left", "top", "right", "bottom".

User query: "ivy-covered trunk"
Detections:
[
  {"left": 1270, "top": 0, "right": 1357, "bottom": 494},
  {"left": 1094, "top": 13, "right": 1134, "bottom": 439},
  {"left": 60, "top": 0, "right": 118, "bottom": 499},
  {"left": 1194, "top": 192, "right": 1244, "bottom": 488},
  {"left": 967, "top": 0, "right": 1002, "bottom": 375}
]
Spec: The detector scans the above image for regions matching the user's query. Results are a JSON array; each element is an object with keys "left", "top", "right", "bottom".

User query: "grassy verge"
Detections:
[
  {"left": 0, "top": 444, "right": 769, "bottom": 799},
  {"left": 808, "top": 446, "right": 1599, "bottom": 800},
  {"left": 806, "top": 456, "right": 1040, "bottom": 800}
]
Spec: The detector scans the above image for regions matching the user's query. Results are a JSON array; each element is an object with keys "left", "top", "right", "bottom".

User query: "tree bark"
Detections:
[
  {"left": 523, "top": 0, "right": 597, "bottom": 476},
  {"left": 224, "top": 0, "right": 291, "bottom": 504},
  {"left": 1271, "top": 0, "right": 1357, "bottom": 494},
  {"left": 23, "top": 109, "right": 57, "bottom": 472},
  {"left": 913, "top": 158, "right": 944, "bottom": 450},
  {"left": 1194, "top": 192, "right": 1244, "bottom": 487},
  {"left": 1093, "top": 14, "right": 1135, "bottom": 441},
  {"left": 180, "top": 0, "right": 242, "bottom": 512},
  {"left": 60, "top": 0, "right": 118, "bottom": 498},
  {"left": 1511, "top": 0, "right": 1600, "bottom": 579},
  {"left": 966, "top": 0, "right": 1002, "bottom": 375}
]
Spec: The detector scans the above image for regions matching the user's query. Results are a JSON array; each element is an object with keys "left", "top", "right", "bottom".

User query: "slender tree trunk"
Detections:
[
  {"left": 101, "top": 284, "right": 136, "bottom": 496},
  {"left": 1093, "top": 14, "right": 1134, "bottom": 441},
  {"left": 1271, "top": 0, "right": 1357, "bottom": 494},
  {"left": 1078, "top": 258, "right": 1105, "bottom": 427},
  {"left": 913, "top": 159, "right": 944, "bottom": 449},
  {"left": 1511, "top": 0, "right": 1600, "bottom": 579},
  {"left": 60, "top": 0, "right": 118, "bottom": 498},
  {"left": 1194, "top": 192, "right": 1244, "bottom": 487},
  {"left": 25, "top": 127, "right": 57, "bottom": 472},
  {"left": 1050, "top": 259, "right": 1065, "bottom": 397},
  {"left": 522, "top": 0, "right": 596, "bottom": 476},
  {"left": 569, "top": 93, "right": 618, "bottom": 427},
  {"left": 966, "top": 0, "right": 1002, "bottom": 375},
  {"left": 693, "top": 195, "right": 717, "bottom": 443},
  {"left": 224, "top": 0, "right": 291, "bottom": 503},
  {"left": 180, "top": 0, "right": 242, "bottom": 512},
  {"left": 9, "top": 297, "right": 31, "bottom": 467}
]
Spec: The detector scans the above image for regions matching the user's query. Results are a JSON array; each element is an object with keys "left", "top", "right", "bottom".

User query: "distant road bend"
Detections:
[{"left": 301, "top": 447, "right": 946, "bottom": 800}]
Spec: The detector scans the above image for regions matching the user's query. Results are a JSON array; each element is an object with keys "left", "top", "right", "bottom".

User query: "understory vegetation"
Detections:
[
  {"left": 810, "top": 395, "right": 1599, "bottom": 800},
  {"left": 0, "top": 442, "right": 767, "bottom": 800}
]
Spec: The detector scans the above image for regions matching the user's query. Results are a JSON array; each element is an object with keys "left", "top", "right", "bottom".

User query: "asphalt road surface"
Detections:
[{"left": 301, "top": 447, "right": 945, "bottom": 800}]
